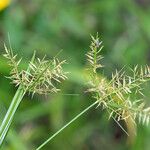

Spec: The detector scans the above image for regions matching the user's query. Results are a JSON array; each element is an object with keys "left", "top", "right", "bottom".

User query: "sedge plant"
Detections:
[
  {"left": 36, "top": 34, "right": 150, "bottom": 150},
  {"left": 0, "top": 45, "right": 68, "bottom": 147}
]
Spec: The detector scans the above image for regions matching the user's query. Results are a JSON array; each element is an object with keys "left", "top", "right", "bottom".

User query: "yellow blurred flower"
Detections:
[{"left": 0, "top": 0, "right": 10, "bottom": 11}]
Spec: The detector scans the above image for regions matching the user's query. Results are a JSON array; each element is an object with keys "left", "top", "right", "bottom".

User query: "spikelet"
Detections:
[
  {"left": 86, "top": 33, "right": 103, "bottom": 73},
  {"left": 3, "top": 44, "right": 22, "bottom": 86}
]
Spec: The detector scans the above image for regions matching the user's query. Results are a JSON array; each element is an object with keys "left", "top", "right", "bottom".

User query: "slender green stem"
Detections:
[
  {"left": 0, "top": 86, "right": 25, "bottom": 146},
  {"left": 0, "top": 51, "right": 36, "bottom": 146},
  {"left": 36, "top": 101, "right": 98, "bottom": 150}
]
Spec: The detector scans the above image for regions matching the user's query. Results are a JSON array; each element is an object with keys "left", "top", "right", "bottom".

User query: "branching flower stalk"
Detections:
[
  {"left": 0, "top": 45, "right": 67, "bottom": 146},
  {"left": 37, "top": 34, "right": 150, "bottom": 149},
  {"left": 86, "top": 34, "right": 150, "bottom": 142}
]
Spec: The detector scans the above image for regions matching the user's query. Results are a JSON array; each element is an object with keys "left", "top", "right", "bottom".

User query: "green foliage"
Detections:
[{"left": 1, "top": 0, "right": 150, "bottom": 150}]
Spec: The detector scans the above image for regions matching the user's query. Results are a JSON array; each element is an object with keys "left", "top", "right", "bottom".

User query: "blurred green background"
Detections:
[{"left": 0, "top": 0, "right": 150, "bottom": 149}]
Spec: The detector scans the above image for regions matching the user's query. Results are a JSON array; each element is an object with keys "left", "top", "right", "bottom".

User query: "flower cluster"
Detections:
[
  {"left": 86, "top": 35, "right": 150, "bottom": 127},
  {"left": 4, "top": 45, "right": 68, "bottom": 95}
]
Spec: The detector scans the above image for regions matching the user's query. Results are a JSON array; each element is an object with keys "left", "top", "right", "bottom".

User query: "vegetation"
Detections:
[{"left": 1, "top": 0, "right": 150, "bottom": 150}]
